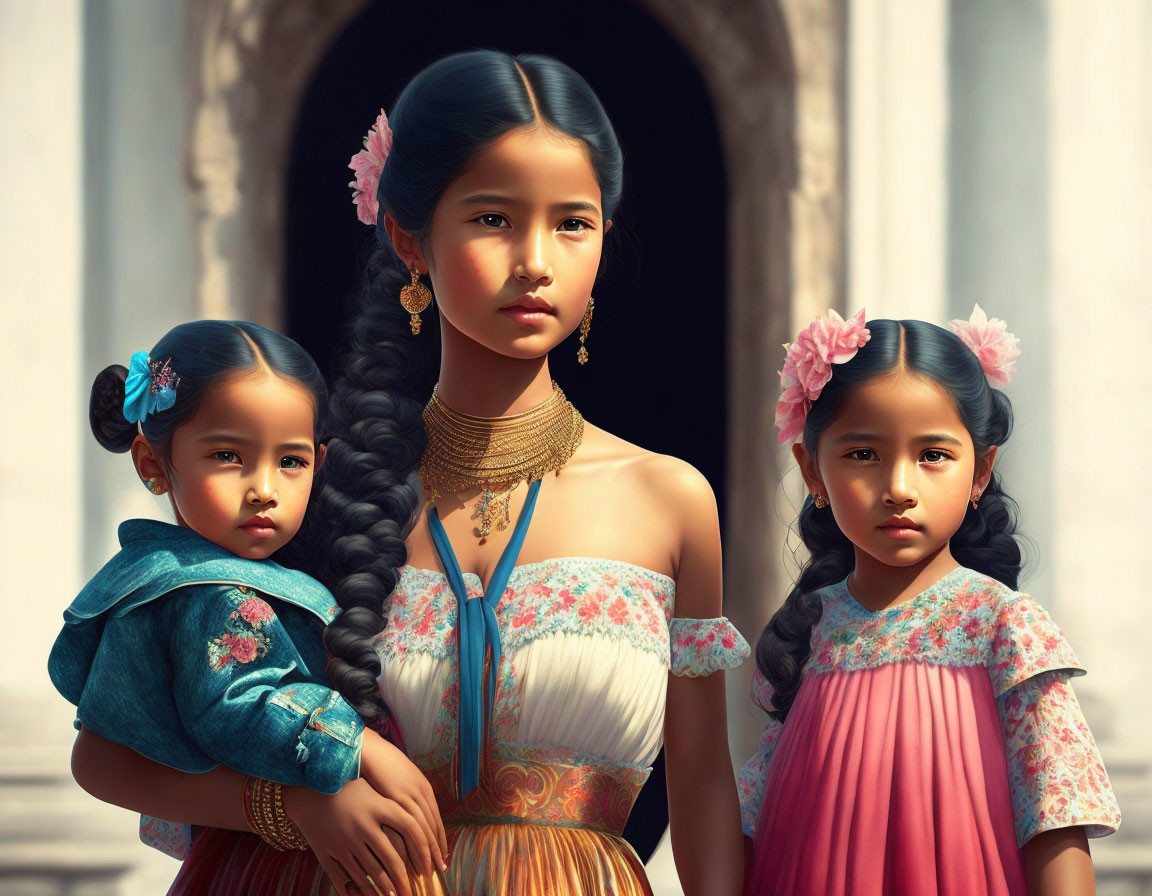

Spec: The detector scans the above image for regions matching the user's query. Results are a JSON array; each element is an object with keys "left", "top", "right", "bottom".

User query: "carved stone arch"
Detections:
[
  {"left": 633, "top": 0, "right": 845, "bottom": 750},
  {"left": 185, "top": 0, "right": 845, "bottom": 748},
  {"left": 185, "top": 0, "right": 369, "bottom": 323}
]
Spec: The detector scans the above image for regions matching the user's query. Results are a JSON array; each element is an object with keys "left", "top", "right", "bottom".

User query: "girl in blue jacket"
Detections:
[{"left": 50, "top": 320, "right": 444, "bottom": 895}]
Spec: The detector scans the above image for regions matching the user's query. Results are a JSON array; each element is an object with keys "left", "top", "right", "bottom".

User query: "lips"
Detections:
[
  {"left": 879, "top": 516, "right": 921, "bottom": 530},
  {"left": 500, "top": 294, "right": 555, "bottom": 314},
  {"left": 240, "top": 515, "right": 277, "bottom": 537}
]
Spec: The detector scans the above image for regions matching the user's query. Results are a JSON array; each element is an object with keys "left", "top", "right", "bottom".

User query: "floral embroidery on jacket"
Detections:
[{"left": 207, "top": 586, "right": 275, "bottom": 671}]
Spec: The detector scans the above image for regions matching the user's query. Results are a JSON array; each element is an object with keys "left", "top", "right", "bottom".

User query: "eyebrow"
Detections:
[
  {"left": 460, "top": 194, "right": 601, "bottom": 215},
  {"left": 197, "top": 434, "right": 315, "bottom": 453},
  {"left": 832, "top": 432, "right": 965, "bottom": 446}
]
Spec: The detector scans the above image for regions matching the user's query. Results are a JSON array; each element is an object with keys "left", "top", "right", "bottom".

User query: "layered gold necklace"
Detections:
[{"left": 420, "top": 382, "right": 584, "bottom": 538}]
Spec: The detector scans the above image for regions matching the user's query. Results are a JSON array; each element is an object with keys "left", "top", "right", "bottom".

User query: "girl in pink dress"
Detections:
[{"left": 739, "top": 308, "right": 1120, "bottom": 895}]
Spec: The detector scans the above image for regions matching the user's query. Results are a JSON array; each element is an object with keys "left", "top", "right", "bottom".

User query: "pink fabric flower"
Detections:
[
  {"left": 227, "top": 635, "right": 258, "bottom": 664},
  {"left": 348, "top": 109, "right": 393, "bottom": 226},
  {"left": 775, "top": 309, "right": 871, "bottom": 444},
  {"left": 948, "top": 304, "right": 1021, "bottom": 387},
  {"left": 238, "top": 596, "right": 274, "bottom": 625}
]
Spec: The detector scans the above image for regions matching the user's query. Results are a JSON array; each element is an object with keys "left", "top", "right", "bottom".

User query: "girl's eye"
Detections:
[
  {"left": 280, "top": 456, "right": 308, "bottom": 470},
  {"left": 559, "top": 218, "right": 590, "bottom": 232},
  {"left": 922, "top": 449, "right": 950, "bottom": 464},
  {"left": 847, "top": 448, "right": 876, "bottom": 461},
  {"left": 212, "top": 450, "right": 240, "bottom": 464},
  {"left": 477, "top": 213, "right": 509, "bottom": 228}
]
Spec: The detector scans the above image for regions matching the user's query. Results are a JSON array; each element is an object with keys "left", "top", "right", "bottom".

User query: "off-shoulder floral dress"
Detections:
[
  {"left": 738, "top": 566, "right": 1119, "bottom": 896},
  {"left": 376, "top": 540, "right": 749, "bottom": 896}
]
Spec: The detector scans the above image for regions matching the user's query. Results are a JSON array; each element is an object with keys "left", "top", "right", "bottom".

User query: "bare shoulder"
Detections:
[
  {"left": 575, "top": 424, "right": 718, "bottom": 518},
  {"left": 571, "top": 426, "right": 721, "bottom": 615}
]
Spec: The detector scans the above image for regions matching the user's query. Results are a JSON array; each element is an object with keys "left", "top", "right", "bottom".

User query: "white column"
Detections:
[
  {"left": 0, "top": 0, "right": 84, "bottom": 729},
  {"left": 0, "top": 2, "right": 188, "bottom": 891},
  {"left": 1048, "top": 0, "right": 1152, "bottom": 757},
  {"left": 847, "top": 0, "right": 949, "bottom": 323}
]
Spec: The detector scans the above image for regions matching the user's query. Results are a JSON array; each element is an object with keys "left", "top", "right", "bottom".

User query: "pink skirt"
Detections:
[{"left": 747, "top": 663, "right": 1027, "bottom": 896}]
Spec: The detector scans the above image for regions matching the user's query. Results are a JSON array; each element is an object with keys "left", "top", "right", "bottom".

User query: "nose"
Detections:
[
  {"left": 246, "top": 467, "right": 278, "bottom": 507},
  {"left": 882, "top": 458, "right": 918, "bottom": 508},
  {"left": 513, "top": 227, "right": 554, "bottom": 286}
]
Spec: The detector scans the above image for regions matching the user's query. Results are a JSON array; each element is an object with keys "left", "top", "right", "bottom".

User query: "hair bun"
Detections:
[{"left": 89, "top": 364, "right": 137, "bottom": 453}]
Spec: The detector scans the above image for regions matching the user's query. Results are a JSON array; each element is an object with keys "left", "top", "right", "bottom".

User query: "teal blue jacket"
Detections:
[{"left": 49, "top": 519, "right": 363, "bottom": 794}]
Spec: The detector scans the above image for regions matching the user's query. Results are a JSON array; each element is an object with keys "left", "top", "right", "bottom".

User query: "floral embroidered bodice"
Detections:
[{"left": 375, "top": 557, "right": 748, "bottom": 772}]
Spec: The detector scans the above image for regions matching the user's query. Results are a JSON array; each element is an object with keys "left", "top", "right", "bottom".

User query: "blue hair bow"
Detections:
[{"left": 123, "top": 351, "right": 180, "bottom": 424}]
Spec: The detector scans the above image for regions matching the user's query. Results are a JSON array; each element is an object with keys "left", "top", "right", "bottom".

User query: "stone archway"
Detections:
[{"left": 185, "top": 0, "right": 846, "bottom": 752}]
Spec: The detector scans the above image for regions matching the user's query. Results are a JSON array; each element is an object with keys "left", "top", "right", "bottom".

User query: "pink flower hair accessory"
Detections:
[
  {"left": 348, "top": 109, "right": 393, "bottom": 226},
  {"left": 947, "top": 304, "right": 1020, "bottom": 387},
  {"left": 775, "top": 308, "right": 870, "bottom": 444}
]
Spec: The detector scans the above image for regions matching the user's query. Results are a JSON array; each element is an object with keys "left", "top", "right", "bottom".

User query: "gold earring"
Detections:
[
  {"left": 577, "top": 297, "right": 594, "bottom": 365},
  {"left": 399, "top": 266, "right": 432, "bottom": 335},
  {"left": 812, "top": 493, "right": 828, "bottom": 509},
  {"left": 971, "top": 491, "right": 981, "bottom": 510},
  {"left": 144, "top": 477, "right": 164, "bottom": 495}
]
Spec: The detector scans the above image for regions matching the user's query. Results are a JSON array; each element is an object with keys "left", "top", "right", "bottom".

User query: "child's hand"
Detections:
[
  {"left": 360, "top": 729, "right": 449, "bottom": 875},
  {"left": 283, "top": 778, "right": 422, "bottom": 896}
]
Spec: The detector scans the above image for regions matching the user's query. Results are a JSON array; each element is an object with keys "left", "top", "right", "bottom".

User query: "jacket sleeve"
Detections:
[{"left": 167, "top": 584, "right": 364, "bottom": 794}]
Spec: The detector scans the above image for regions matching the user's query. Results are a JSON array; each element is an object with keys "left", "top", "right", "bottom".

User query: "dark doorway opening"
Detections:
[{"left": 286, "top": 0, "right": 727, "bottom": 862}]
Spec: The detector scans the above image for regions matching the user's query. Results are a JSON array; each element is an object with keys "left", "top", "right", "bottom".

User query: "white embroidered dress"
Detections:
[{"left": 374, "top": 557, "right": 748, "bottom": 895}]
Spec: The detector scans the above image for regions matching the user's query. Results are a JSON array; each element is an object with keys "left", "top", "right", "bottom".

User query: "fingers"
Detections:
[
  {"left": 381, "top": 799, "right": 436, "bottom": 876},
  {"left": 414, "top": 783, "right": 449, "bottom": 867},
  {"left": 319, "top": 857, "right": 361, "bottom": 896},
  {"left": 402, "top": 796, "right": 440, "bottom": 875},
  {"left": 357, "top": 829, "right": 411, "bottom": 896}
]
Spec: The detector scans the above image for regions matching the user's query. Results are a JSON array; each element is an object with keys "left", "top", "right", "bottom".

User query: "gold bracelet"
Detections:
[{"left": 242, "top": 776, "right": 309, "bottom": 851}]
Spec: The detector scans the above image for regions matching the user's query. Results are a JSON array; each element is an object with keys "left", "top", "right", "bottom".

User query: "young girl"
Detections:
[
  {"left": 70, "top": 50, "right": 749, "bottom": 895},
  {"left": 53, "top": 320, "right": 446, "bottom": 895},
  {"left": 739, "top": 308, "right": 1120, "bottom": 895}
]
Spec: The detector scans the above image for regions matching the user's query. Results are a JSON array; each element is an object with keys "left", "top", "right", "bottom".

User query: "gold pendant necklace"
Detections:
[{"left": 419, "top": 382, "right": 584, "bottom": 538}]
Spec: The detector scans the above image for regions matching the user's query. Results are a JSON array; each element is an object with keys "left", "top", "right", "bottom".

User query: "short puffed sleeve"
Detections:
[
  {"left": 737, "top": 667, "right": 784, "bottom": 837},
  {"left": 669, "top": 616, "right": 750, "bottom": 677},
  {"left": 988, "top": 591, "right": 1084, "bottom": 697},
  {"left": 998, "top": 669, "right": 1120, "bottom": 846}
]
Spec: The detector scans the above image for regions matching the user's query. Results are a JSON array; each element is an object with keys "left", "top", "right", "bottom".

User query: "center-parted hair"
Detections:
[
  {"left": 89, "top": 320, "right": 328, "bottom": 458},
  {"left": 755, "top": 319, "right": 1022, "bottom": 723},
  {"left": 319, "top": 50, "right": 625, "bottom": 721}
]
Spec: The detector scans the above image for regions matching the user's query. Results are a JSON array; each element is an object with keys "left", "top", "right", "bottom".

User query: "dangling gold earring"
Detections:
[
  {"left": 577, "top": 297, "right": 594, "bottom": 365},
  {"left": 399, "top": 266, "right": 432, "bottom": 335},
  {"left": 812, "top": 493, "right": 828, "bottom": 509},
  {"left": 971, "top": 491, "right": 981, "bottom": 510}
]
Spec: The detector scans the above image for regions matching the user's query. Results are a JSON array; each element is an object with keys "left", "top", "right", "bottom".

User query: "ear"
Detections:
[
  {"left": 792, "top": 441, "right": 826, "bottom": 501},
  {"left": 604, "top": 219, "right": 613, "bottom": 235},
  {"left": 972, "top": 445, "right": 998, "bottom": 501},
  {"left": 314, "top": 442, "right": 327, "bottom": 474},
  {"left": 130, "top": 434, "right": 169, "bottom": 494},
  {"left": 383, "top": 212, "right": 427, "bottom": 272}
]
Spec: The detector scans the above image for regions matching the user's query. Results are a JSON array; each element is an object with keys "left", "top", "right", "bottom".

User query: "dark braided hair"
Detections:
[
  {"left": 756, "top": 319, "right": 1022, "bottom": 723},
  {"left": 318, "top": 50, "right": 625, "bottom": 721}
]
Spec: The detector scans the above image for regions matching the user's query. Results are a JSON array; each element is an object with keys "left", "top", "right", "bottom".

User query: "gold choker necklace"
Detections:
[{"left": 420, "top": 383, "right": 584, "bottom": 538}]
